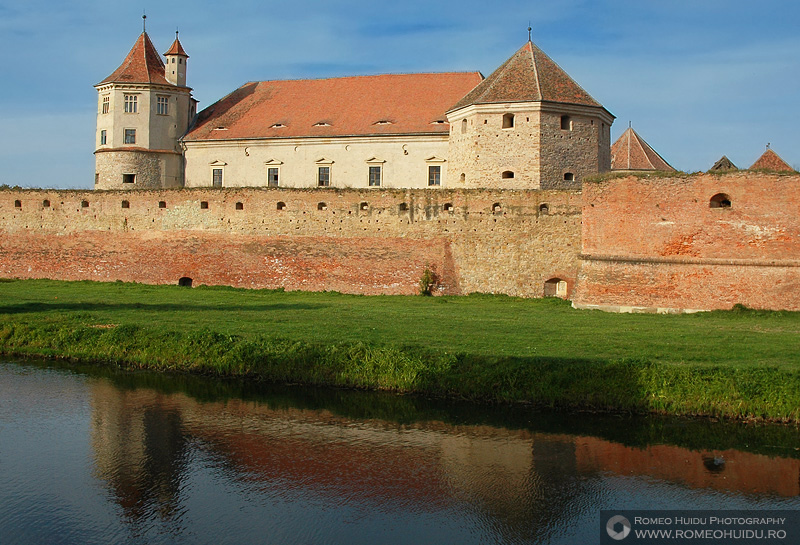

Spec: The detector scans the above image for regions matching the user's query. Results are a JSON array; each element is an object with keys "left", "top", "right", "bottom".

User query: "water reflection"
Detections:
[{"left": 2, "top": 360, "right": 799, "bottom": 545}]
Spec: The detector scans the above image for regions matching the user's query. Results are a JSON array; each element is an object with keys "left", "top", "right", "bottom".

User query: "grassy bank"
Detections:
[{"left": 1, "top": 279, "right": 799, "bottom": 421}]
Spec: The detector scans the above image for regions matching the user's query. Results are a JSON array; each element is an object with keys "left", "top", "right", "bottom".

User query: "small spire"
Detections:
[
  {"left": 628, "top": 120, "right": 632, "bottom": 128},
  {"left": 142, "top": 11, "right": 147, "bottom": 33},
  {"left": 527, "top": 23, "right": 532, "bottom": 42},
  {"left": 766, "top": 142, "right": 771, "bottom": 150}
]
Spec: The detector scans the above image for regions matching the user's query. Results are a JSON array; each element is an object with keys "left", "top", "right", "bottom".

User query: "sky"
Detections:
[{"left": 0, "top": 0, "right": 797, "bottom": 189}]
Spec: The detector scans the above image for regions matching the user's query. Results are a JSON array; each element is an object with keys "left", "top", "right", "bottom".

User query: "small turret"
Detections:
[{"left": 163, "top": 31, "right": 189, "bottom": 87}]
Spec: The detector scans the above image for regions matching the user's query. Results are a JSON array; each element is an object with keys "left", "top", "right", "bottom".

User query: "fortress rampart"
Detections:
[
  {"left": 575, "top": 172, "right": 800, "bottom": 312},
  {"left": 0, "top": 187, "right": 581, "bottom": 297}
]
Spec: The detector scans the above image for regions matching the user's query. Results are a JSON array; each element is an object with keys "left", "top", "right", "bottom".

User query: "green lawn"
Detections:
[{"left": 1, "top": 279, "right": 799, "bottom": 420}]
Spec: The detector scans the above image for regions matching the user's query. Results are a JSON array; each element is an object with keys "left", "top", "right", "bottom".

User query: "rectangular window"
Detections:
[
  {"left": 100, "top": 130, "right": 107, "bottom": 146},
  {"left": 124, "top": 129, "right": 136, "bottom": 144},
  {"left": 102, "top": 95, "right": 110, "bottom": 114},
  {"left": 212, "top": 168, "right": 223, "bottom": 187},
  {"left": 267, "top": 167, "right": 279, "bottom": 187},
  {"left": 157, "top": 96, "right": 169, "bottom": 115},
  {"left": 318, "top": 166, "right": 330, "bottom": 187},
  {"left": 368, "top": 166, "right": 381, "bottom": 187},
  {"left": 428, "top": 165, "right": 441, "bottom": 186},
  {"left": 124, "top": 94, "right": 138, "bottom": 113},
  {"left": 122, "top": 174, "right": 135, "bottom": 184}
]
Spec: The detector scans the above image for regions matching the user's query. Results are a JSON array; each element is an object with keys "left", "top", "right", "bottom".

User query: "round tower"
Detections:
[{"left": 94, "top": 27, "right": 194, "bottom": 189}]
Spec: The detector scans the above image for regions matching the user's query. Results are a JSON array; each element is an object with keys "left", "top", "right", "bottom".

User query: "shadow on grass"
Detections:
[{"left": 0, "top": 301, "right": 328, "bottom": 315}]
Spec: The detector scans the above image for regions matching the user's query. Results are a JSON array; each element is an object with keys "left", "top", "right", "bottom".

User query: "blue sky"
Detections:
[{"left": 0, "top": 0, "right": 797, "bottom": 188}]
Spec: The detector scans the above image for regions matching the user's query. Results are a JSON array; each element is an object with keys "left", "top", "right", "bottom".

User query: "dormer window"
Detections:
[
  {"left": 374, "top": 120, "right": 393, "bottom": 125},
  {"left": 313, "top": 122, "right": 331, "bottom": 127},
  {"left": 271, "top": 123, "right": 286, "bottom": 129},
  {"left": 430, "top": 120, "right": 446, "bottom": 125}
]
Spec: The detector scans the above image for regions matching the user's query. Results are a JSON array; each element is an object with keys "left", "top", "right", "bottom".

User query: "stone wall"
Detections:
[
  {"left": 0, "top": 187, "right": 582, "bottom": 297},
  {"left": 575, "top": 172, "right": 800, "bottom": 312},
  {"left": 95, "top": 150, "right": 183, "bottom": 189}
]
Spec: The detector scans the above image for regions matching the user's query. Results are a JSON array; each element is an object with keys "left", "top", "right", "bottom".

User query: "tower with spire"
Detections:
[
  {"left": 446, "top": 38, "right": 614, "bottom": 189},
  {"left": 94, "top": 23, "right": 196, "bottom": 189}
]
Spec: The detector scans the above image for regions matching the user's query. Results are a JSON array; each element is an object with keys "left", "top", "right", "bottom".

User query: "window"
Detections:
[
  {"left": 318, "top": 166, "right": 330, "bottom": 187},
  {"left": 368, "top": 166, "right": 381, "bottom": 187},
  {"left": 461, "top": 119, "right": 467, "bottom": 134},
  {"left": 42, "top": 199, "right": 50, "bottom": 208},
  {"left": 100, "top": 130, "right": 107, "bottom": 146},
  {"left": 235, "top": 202, "right": 244, "bottom": 210},
  {"left": 360, "top": 201, "right": 369, "bottom": 211},
  {"left": 178, "top": 277, "right": 193, "bottom": 287},
  {"left": 710, "top": 193, "right": 732, "bottom": 209},
  {"left": 428, "top": 165, "right": 441, "bottom": 186},
  {"left": 398, "top": 202, "right": 409, "bottom": 212},
  {"left": 157, "top": 96, "right": 169, "bottom": 115},
  {"left": 124, "top": 129, "right": 136, "bottom": 144},
  {"left": 492, "top": 202, "right": 502, "bottom": 213},
  {"left": 276, "top": 201, "right": 286, "bottom": 211},
  {"left": 443, "top": 202, "right": 454, "bottom": 212},
  {"left": 564, "top": 172, "right": 575, "bottom": 182},
  {"left": 317, "top": 202, "right": 328, "bottom": 211},
  {"left": 14, "top": 200, "right": 21, "bottom": 208},
  {"left": 200, "top": 201, "right": 209, "bottom": 209},
  {"left": 502, "top": 171, "right": 515, "bottom": 179},
  {"left": 212, "top": 168, "right": 223, "bottom": 187},
  {"left": 544, "top": 278, "right": 568, "bottom": 297},
  {"left": 158, "top": 201, "right": 167, "bottom": 209},
  {"left": 502, "top": 113, "right": 515, "bottom": 129},
  {"left": 560, "top": 115, "right": 572, "bottom": 131},
  {"left": 267, "top": 167, "right": 279, "bottom": 187},
  {"left": 539, "top": 203, "right": 549, "bottom": 215},
  {"left": 101, "top": 95, "right": 110, "bottom": 114},
  {"left": 122, "top": 174, "right": 135, "bottom": 184},
  {"left": 81, "top": 200, "right": 89, "bottom": 208},
  {"left": 124, "top": 94, "right": 138, "bottom": 113},
  {"left": 95, "top": 173, "right": 99, "bottom": 185},
  {"left": 121, "top": 200, "right": 130, "bottom": 209}
]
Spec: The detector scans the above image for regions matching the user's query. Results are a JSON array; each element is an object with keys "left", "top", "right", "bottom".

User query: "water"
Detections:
[{"left": 0, "top": 359, "right": 798, "bottom": 545}]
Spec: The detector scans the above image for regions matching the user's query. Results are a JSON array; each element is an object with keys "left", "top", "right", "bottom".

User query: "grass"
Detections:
[{"left": 1, "top": 279, "right": 799, "bottom": 421}]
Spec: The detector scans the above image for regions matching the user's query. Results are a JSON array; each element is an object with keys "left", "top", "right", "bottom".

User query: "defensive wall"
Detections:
[
  {"left": 0, "top": 187, "right": 581, "bottom": 297},
  {"left": 575, "top": 172, "right": 800, "bottom": 312}
]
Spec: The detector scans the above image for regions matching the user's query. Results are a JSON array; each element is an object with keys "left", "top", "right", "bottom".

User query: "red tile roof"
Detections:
[
  {"left": 449, "top": 40, "right": 603, "bottom": 112},
  {"left": 749, "top": 149, "right": 794, "bottom": 171},
  {"left": 99, "top": 32, "right": 170, "bottom": 86},
  {"left": 164, "top": 35, "right": 188, "bottom": 57},
  {"left": 184, "top": 72, "right": 483, "bottom": 141},
  {"left": 611, "top": 127, "right": 675, "bottom": 171}
]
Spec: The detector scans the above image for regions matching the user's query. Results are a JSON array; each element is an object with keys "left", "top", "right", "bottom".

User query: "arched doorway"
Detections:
[
  {"left": 544, "top": 278, "right": 568, "bottom": 298},
  {"left": 178, "top": 277, "right": 193, "bottom": 287}
]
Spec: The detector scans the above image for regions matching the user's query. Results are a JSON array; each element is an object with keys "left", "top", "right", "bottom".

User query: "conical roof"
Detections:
[
  {"left": 164, "top": 35, "right": 188, "bottom": 57},
  {"left": 449, "top": 40, "right": 604, "bottom": 112},
  {"left": 749, "top": 149, "right": 793, "bottom": 172},
  {"left": 709, "top": 156, "right": 737, "bottom": 171},
  {"left": 611, "top": 127, "right": 675, "bottom": 171},
  {"left": 99, "top": 32, "right": 170, "bottom": 86}
]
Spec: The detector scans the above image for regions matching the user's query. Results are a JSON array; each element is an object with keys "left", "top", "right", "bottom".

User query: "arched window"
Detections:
[
  {"left": 502, "top": 113, "right": 515, "bottom": 129},
  {"left": 492, "top": 202, "right": 502, "bottom": 213},
  {"left": 502, "top": 171, "right": 515, "bottom": 179},
  {"left": 544, "top": 278, "right": 568, "bottom": 297},
  {"left": 178, "top": 277, "right": 193, "bottom": 287},
  {"left": 539, "top": 203, "right": 549, "bottom": 215},
  {"left": 563, "top": 172, "right": 575, "bottom": 182},
  {"left": 360, "top": 201, "right": 369, "bottom": 211},
  {"left": 710, "top": 193, "right": 732, "bottom": 209},
  {"left": 317, "top": 202, "right": 328, "bottom": 211},
  {"left": 276, "top": 201, "right": 286, "bottom": 211},
  {"left": 560, "top": 115, "right": 572, "bottom": 131},
  {"left": 443, "top": 203, "right": 454, "bottom": 212},
  {"left": 121, "top": 200, "right": 130, "bottom": 209},
  {"left": 461, "top": 119, "right": 467, "bottom": 134},
  {"left": 460, "top": 173, "right": 466, "bottom": 183}
]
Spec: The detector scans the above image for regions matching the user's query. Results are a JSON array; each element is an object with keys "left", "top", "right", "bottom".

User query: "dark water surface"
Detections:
[{"left": 1, "top": 359, "right": 798, "bottom": 545}]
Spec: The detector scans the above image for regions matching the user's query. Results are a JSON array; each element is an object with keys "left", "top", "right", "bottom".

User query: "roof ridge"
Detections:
[
  {"left": 527, "top": 41, "right": 543, "bottom": 103},
  {"left": 245, "top": 71, "right": 483, "bottom": 85}
]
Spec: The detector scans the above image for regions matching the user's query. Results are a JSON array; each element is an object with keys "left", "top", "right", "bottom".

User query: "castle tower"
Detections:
[
  {"left": 94, "top": 28, "right": 195, "bottom": 189},
  {"left": 446, "top": 40, "right": 614, "bottom": 189}
]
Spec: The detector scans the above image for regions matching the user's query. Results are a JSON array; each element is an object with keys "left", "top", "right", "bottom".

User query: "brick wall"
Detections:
[
  {"left": 575, "top": 172, "right": 800, "bottom": 311},
  {"left": 0, "top": 187, "right": 581, "bottom": 297}
]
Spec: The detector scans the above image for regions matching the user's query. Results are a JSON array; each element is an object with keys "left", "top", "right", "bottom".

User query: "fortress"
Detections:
[{"left": 0, "top": 28, "right": 797, "bottom": 312}]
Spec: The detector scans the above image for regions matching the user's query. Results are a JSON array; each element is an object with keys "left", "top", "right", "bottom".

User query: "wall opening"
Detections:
[
  {"left": 360, "top": 201, "right": 369, "bottom": 211},
  {"left": 178, "top": 277, "right": 193, "bottom": 287},
  {"left": 276, "top": 201, "right": 286, "bottom": 211},
  {"left": 200, "top": 201, "right": 209, "bottom": 209},
  {"left": 461, "top": 119, "right": 467, "bottom": 134},
  {"left": 492, "top": 202, "right": 502, "bottom": 213},
  {"left": 81, "top": 200, "right": 89, "bottom": 208},
  {"left": 42, "top": 200, "right": 50, "bottom": 208},
  {"left": 710, "top": 193, "right": 732, "bottom": 208},
  {"left": 563, "top": 172, "right": 575, "bottom": 182},
  {"left": 502, "top": 113, "right": 515, "bottom": 129},
  {"left": 122, "top": 174, "right": 135, "bottom": 184},
  {"left": 460, "top": 173, "right": 466, "bottom": 183},
  {"left": 317, "top": 202, "right": 328, "bottom": 211},
  {"left": 14, "top": 200, "right": 21, "bottom": 208},
  {"left": 560, "top": 115, "right": 572, "bottom": 131},
  {"left": 443, "top": 203, "right": 454, "bottom": 212},
  {"left": 398, "top": 202, "right": 409, "bottom": 212},
  {"left": 158, "top": 201, "right": 167, "bottom": 209},
  {"left": 539, "top": 203, "right": 549, "bottom": 215},
  {"left": 544, "top": 278, "right": 568, "bottom": 298},
  {"left": 501, "top": 171, "right": 515, "bottom": 179},
  {"left": 235, "top": 202, "right": 244, "bottom": 210},
  {"left": 121, "top": 200, "right": 130, "bottom": 209}
]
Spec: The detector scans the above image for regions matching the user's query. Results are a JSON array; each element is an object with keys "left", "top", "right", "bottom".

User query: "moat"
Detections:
[{"left": 1, "top": 359, "right": 798, "bottom": 545}]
